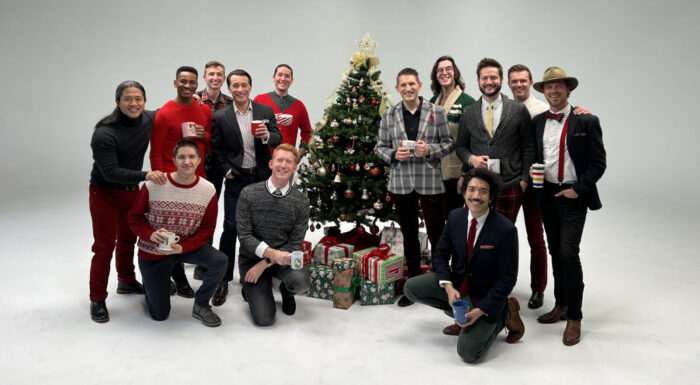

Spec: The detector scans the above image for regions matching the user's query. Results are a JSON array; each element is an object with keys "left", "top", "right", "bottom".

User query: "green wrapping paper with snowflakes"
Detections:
[
  {"left": 308, "top": 263, "right": 335, "bottom": 300},
  {"left": 359, "top": 279, "right": 395, "bottom": 305}
]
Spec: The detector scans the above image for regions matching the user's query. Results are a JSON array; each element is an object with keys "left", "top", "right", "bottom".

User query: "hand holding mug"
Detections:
[
  {"left": 194, "top": 124, "right": 206, "bottom": 138},
  {"left": 414, "top": 140, "right": 429, "bottom": 158},
  {"left": 470, "top": 155, "right": 489, "bottom": 169},
  {"left": 396, "top": 140, "right": 411, "bottom": 161},
  {"left": 251, "top": 120, "right": 269, "bottom": 139},
  {"left": 150, "top": 228, "right": 169, "bottom": 243}
]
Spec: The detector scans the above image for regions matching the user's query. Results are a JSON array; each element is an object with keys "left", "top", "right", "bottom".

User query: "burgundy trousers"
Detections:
[{"left": 89, "top": 185, "right": 139, "bottom": 302}]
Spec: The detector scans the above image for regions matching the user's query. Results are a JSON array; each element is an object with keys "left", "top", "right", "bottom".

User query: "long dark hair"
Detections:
[
  {"left": 430, "top": 55, "right": 465, "bottom": 96},
  {"left": 95, "top": 80, "right": 146, "bottom": 128}
]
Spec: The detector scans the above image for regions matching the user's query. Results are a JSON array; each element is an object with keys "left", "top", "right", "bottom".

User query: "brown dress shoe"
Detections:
[
  {"left": 537, "top": 305, "right": 568, "bottom": 324},
  {"left": 442, "top": 324, "right": 461, "bottom": 336},
  {"left": 505, "top": 297, "right": 524, "bottom": 343},
  {"left": 563, "top": 320, "right": 581, "bottom": 346},
  {"left": 212, "top": 282, "right": 228, "bottom": 307}
]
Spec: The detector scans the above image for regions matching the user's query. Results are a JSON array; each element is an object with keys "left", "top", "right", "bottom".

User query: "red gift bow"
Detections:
[
  {"left": 368, "top": 243, "right": 391, "bottom": 259},
  {"left": 319, "top": 236, "right": 349, "bottom": 264},
  {"left": 429, "top": 113, "right": 435, "bottom": 121}
]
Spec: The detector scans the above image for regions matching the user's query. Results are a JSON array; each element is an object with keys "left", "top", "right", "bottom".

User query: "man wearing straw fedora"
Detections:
[{"left": 531, "top": 67, "right": 606, "bottom": 346}]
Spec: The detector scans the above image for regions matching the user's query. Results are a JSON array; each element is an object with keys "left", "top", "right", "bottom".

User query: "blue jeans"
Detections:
[
  {"left": 220, "top": 174, "right": 259, "bottom": 282},
  {"left": 139, "top": 244, "right": 227, "bottom": 321}
]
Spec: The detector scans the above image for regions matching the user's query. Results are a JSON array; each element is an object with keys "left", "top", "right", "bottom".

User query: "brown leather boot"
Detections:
[
  {"left": 505, "top": 297, "right": 524, "bottom": 343},
  {"left": 563, "top": 320, "right": 581, "bottom": 346},
  {"left": 537, "top": 305, "right": 568, "bottom": 324}
]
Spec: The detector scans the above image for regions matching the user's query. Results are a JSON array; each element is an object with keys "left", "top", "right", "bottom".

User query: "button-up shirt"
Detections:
[
  {"left": 197, "top": 89, "right": 232, "bottom": 113},
  {"left": 543, "top": 104, "right": 577, "bottom": 184},
  {"left": 234, "top": 100, "right": 256, "bottom": 168}
]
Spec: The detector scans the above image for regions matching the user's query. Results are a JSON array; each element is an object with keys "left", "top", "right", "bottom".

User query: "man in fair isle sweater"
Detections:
[
  {"left": 128, "top": 139, "right": 227, "bottom": 327},
  {"left": 253, "top": 64, "right": 312, "bottom": 162},
  {"left": 235, "top": 143, "right": 310, "bottom": 326}
]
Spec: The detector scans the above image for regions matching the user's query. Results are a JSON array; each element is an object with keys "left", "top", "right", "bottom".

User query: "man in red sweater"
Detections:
[
  {"left": 253, "top": 64, "right": 312, "bottom": 162},
  {"left": 129, "top": 139, "right": 227, "bottom": 327},
  {"left": 150, "top": 66, "right": 212, "bottom": 179}
]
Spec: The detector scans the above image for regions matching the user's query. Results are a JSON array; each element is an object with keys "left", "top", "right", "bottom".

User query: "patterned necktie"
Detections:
[
  {"left": 273, "top": 189, "right": 283, "bottom": 197},
  {"left": 460, "top": 217, "right": 478, "bottom": 296},
  {"left": 485, "top": 104, "right": 493, "bottom": 137}
]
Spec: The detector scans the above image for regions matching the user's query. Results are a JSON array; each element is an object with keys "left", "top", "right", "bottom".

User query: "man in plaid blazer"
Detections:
[{"left": 377, "top": 68, "right": 454, "bottom": 307}]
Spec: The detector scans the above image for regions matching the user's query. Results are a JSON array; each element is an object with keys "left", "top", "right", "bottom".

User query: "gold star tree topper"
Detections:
[{"left": 355, "top": 33, "right": 379, "bottom": 56}]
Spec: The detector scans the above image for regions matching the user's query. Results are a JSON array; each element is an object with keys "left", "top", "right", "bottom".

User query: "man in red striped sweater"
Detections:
[
  {"left": 128, "top": 139, "right": 227, "bottom": 327},
  {"left": 253, "top": 64, "right": 312, "bottom": 162}
]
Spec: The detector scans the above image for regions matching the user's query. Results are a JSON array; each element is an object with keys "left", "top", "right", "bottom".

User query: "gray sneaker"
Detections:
[{"left": 192, "top": 303, "right": 222, "bottom": 327}]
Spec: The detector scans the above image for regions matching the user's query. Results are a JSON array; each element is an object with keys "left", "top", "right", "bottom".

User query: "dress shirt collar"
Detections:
[
  {"left": 482, "top": 94, "right": 502, "bottom": 111},
  {"left": 234, "top": 99, "right": 253, "bottom": 115},
  {"left": 468, "top": 208, "right": 489, "bottom": 226},
  {"left": 550, "top": 103, "right": 571, "bottom": 116},
  {"left": 266, "top": 178, "right": 291, "bottom": 197}
]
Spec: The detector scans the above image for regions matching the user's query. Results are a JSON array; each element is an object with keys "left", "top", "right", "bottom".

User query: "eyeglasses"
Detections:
[{"left": 436, "top": 66, "right": 454, "bottom": 74}]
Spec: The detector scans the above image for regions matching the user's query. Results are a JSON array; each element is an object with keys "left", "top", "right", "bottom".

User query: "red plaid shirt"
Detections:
[{"left": 197, "top": 89, "right": 232, "bottom": 113}]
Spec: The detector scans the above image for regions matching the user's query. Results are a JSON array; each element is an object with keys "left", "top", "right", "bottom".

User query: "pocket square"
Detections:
[
  {"left": 574, "top": 133, "right": 587, "bottom": 136},
  {"left": 480, "top": 245, "right": 495, "bottom": 249}
]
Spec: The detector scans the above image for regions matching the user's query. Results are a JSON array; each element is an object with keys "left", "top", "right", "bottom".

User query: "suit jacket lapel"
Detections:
[
  {"left": 494, "top": 96, "right": 510, "bottom": 138},
  {"left": 470, "top": 211, "right": 494, "bottom": 264},
  {"left": 566, "top": 107, "right": 578, "bottom": 150},
  {"left": 226, "top": 106, "right": 244, "bottom": 149},
  {"left": 416, "top": 100, "right": 431, "bottom": 141},
  {"left": 394, "top": 105, "right": 407, "bottom": 142}
]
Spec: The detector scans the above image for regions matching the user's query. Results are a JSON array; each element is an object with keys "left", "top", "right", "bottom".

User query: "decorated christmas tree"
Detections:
[{"left": 298, "top": 34, "right": 394, "bottom": 233}]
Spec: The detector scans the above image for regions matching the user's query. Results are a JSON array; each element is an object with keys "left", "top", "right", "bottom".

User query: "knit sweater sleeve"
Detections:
[
  {"left": 91, "top": 128, "right": 148, "bottom": 185},
  {"left": 149, "top": 108, "right": 168, "bottom": 172},
  {"left": 127, "top": 184, "right": 156, "bottom": 241},
  {"left": 235, "top": 187, "right": 262, "bottom": 258},
  {"left": 296, "top": 101, "right": 312, "bottom": 144},
  {"left": 179, "top": 193, "right": 217, "bottom": 254}
]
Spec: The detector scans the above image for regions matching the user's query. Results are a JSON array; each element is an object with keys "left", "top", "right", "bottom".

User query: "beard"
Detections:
[{"left": 479, "top": 83, "right": 501, "bottom": 98}]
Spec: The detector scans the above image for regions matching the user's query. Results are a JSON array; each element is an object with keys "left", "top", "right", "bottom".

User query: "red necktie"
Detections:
[
  {"left": 558, "top": 115, "right": 571, "bottom": 183},
  {"left": 460, "top": 217, "right": 478, "bottom": 296}
]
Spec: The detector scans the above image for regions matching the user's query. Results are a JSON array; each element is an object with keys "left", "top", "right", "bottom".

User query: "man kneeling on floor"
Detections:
[
  {"left": 236, "top": 143, "right": 310, "bottom": 326},
  {"left": 404, "top": 168, "right": 524, "bottom": 363},
  {"left": 128, "top": 139, "right": 227, "bottom": 327}
]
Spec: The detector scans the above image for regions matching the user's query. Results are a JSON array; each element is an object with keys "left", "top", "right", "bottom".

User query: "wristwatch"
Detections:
[{"left": 264, "top": 257, "right": 272, "bottom": 266}]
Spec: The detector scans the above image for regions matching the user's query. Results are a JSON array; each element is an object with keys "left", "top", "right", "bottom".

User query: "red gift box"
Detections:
[{"left": 301, "top": 241, "right": 312, "bottom": 265}]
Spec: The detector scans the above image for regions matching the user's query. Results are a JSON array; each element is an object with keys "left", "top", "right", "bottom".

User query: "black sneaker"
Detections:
[
  {"left": 117, "top": 280, "right": 144, "bottom": 294},
  {"left": 90, "top": 301, "right": 109, "bottom": 323},
  {"left": 169, "top": 280, "right": 176, "bottom": 296},
  {"left": 193, "top": 265, "right": 207, "bottom": 281},
  {"left": 192, "top": 303, "right": 222, "bottom": 327},
  {"left": 176, "top": 281, "right": 195, "bottom": 298},
  {"left": 397, "top": 296, "right": 414, "bottom": 307}
]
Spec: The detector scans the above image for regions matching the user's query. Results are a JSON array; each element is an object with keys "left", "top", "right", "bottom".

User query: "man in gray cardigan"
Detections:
[
  {"left": 456, "top": 58, "right": 534, "bottom": 224},
  {"left": 235, "top": 143, "right": 310, "bottom": 326}
]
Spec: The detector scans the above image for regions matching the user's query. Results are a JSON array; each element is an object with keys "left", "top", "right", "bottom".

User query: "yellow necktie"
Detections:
[{"left": 485, "top": 104, "right": 493, "bottom": 137}]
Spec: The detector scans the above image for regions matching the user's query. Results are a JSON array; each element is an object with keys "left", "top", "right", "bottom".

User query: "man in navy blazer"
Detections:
[
  {"left": 404, "top": 168, "right": 524, "bottom": 363},
  {"left": 531, "top": 67, "right": 606, "bottom": 346},
  {"left": 210, "top": 69, "right": 282, "bottom": 306}
]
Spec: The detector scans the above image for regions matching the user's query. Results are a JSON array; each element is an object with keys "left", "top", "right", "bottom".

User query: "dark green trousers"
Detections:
[{"left": 404, "top": 273, "right": 506, "bottom": 363}]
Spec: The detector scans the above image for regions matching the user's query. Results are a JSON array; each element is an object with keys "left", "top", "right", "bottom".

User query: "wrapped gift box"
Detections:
[
  {"left": 359, "top": 279, "right": 395, "bottom": 305},
  {"left": 301, "top": 241, "right": 313, "bottom": 266},
  {"left": 380, "top": 226, "right": 428, "bottom": 256},
  {"left": 421, "top": 249, "right": 432, "bottom": 267},
  {"left": 395, "top": 264, "right": 431, "bottom": 296},
  {"left": 354, "top": 244, "right": 404, "bottom": 285},
  {"left": 332, "top": 258, "right": 359, "bottom": 310},
  {"left": 313, "top": 237, "right": 354, "bottom": 266},
  {"left": 308, "top": 263, "right": 335, "bottom": 300}
]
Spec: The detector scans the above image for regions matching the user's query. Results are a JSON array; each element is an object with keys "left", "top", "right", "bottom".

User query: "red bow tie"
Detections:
[{"left": 545, "top": 111, "right": 564, "bottom": 122}]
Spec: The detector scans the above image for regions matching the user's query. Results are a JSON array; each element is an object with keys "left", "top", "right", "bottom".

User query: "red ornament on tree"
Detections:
[
  {"left": 370, "top": 167, "right": 381, "bottom": 177},
  {"left": 344, "top": 188, "right": 354, "bottom": 199},
  {"left": 371, "top": 99, "right": 377, "bottom": 105},
  {"left": 349, "top": 164, "right": 356, "bottom": 171}
]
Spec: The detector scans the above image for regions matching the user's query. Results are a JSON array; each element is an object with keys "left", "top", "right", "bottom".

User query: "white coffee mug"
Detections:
[
  {"left": 158, "top": 232, "right": 180, "bottom": 251},
  {"left": 181, "top": 122, "right": 197, "bottom": 138},
  {"left": 290, "top": 251, "right": 304, "bottom": 270},
  {"left": 487, "top": 159, "right": 501, "bottom": 174}
]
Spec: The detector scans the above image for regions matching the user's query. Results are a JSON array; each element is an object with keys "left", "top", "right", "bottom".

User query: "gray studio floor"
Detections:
[{"left": 1, "top": 189, "right": 698, "bottom": 384}]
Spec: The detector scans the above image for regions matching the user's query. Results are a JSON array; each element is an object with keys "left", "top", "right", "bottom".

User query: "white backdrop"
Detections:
[{"left": 1, "top": 0, "right": 699, "bottom": 211}]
